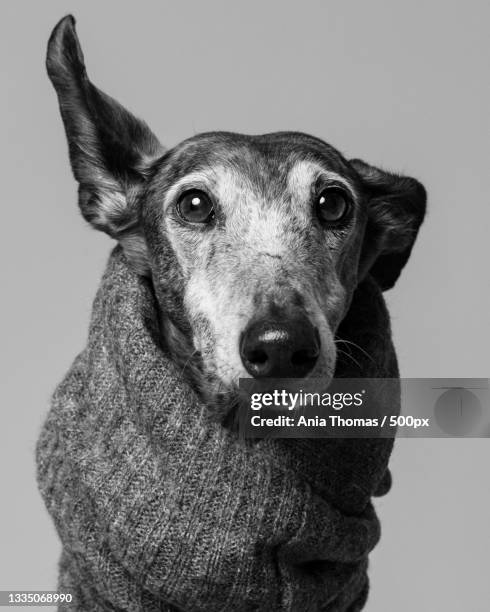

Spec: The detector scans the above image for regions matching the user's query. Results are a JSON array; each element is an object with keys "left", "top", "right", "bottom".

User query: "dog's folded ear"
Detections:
[
  {"left": 351, "top": 158, "right": 427, "bottom": 291},
  {"left": 46, "top": 15, "right": 164, "bottom": 274}
]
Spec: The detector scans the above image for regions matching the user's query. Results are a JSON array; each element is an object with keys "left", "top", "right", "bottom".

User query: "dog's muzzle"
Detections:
[{"left": 239, "top": 314, "right": 320, "bottom": 378}]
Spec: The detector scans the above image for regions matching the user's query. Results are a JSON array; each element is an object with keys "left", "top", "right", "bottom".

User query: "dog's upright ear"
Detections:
[
  {"left": 46, "top": 15, "right": 164, "bottom": 274},
  {"left": 351, "top": 158, "right": 426, "bottom": 290}
]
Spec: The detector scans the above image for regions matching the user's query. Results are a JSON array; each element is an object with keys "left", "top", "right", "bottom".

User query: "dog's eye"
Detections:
[
  {"left": 177, "top": 190, "right": 215, "bottom": 224},
  {"left": 316, "top": 188, "right": 351, "bottom": 225}
]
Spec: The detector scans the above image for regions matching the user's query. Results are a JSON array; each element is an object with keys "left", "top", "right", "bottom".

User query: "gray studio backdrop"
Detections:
[{"left": 1, "top": 1, "right": 488, "bottom": 610}]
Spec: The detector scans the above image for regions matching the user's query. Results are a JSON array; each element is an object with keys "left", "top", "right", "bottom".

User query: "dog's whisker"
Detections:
[
  {"left": 335, "top": 338, "right": 376, "bottom": 365},
  {"left": 178, "top": 348, "right": 200, "bottom": 380},
  {"left": 336, "top": 347, "right": 363, "bottom": 371}
]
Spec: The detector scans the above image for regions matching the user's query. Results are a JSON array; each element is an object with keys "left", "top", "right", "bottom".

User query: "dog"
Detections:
[{"left": 47, "top": 15, "right": 426, "bottom": 413}]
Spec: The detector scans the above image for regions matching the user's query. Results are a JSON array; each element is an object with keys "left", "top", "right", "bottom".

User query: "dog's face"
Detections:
[
  {"left": 47, "top": 16, "right": 426, "bottom": 403},
  {"left": 143, "top": 133, "right": 365, "bottom": 390}
]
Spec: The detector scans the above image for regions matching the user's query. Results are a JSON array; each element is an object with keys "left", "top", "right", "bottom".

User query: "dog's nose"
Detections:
[{"left": 240, "top": 316, "right": 320, "bottom": 378}]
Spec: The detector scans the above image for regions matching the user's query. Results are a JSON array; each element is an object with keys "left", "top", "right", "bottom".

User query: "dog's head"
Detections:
[{"left": 47, "top": 16, "right": 426, "bottom": 404}]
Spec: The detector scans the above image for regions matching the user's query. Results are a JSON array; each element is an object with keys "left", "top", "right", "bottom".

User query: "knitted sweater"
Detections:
[{"left": 36, "top": 248, "right": 398, "bottom": 612}]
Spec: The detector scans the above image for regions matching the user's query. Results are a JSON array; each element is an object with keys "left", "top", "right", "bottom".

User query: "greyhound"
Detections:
[{"left": 46, "top": 15, "right": 426, "bottom": 414}]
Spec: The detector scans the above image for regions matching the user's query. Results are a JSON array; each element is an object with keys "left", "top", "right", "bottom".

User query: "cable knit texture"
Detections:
[{"left": 36, "top": 247, "right": 399, "bottom": 612}]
